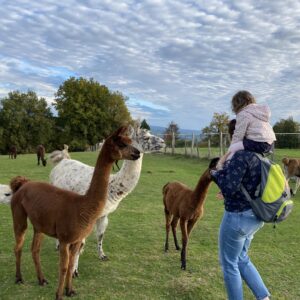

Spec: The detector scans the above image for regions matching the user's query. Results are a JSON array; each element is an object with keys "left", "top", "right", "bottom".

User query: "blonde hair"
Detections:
[{"left": 231, "top": 90, "right": 256, "bottom": 114}]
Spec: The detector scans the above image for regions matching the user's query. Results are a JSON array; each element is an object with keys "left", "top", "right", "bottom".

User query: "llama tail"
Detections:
[
  {"left": 0, "top": 184, "right": 12, "bottom": 204},
  {"left": 10, "top": 176, "right": 30, "bottom": 193},
  {"left": 162, "top": 182, "right": 170, "bottom": 196},
  {"left": 49, "top": 149, "right": 70, "bottom": 165}
]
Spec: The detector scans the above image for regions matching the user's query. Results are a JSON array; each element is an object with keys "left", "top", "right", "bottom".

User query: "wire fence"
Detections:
[{"left": 88, "top": 132, "right": 300, "bottom": 159}]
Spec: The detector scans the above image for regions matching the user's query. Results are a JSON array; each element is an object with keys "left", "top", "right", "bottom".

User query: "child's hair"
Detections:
[
  {"left": 231, "top": 90, "right": 256, "bottom": 113},
  {"left": 228, "top": 119, "right": 236, "bottom": 139}
]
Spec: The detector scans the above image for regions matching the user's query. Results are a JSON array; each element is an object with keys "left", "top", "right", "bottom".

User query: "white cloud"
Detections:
[{"left": 0, "top": 0, "right": 299, "bottom": 129}]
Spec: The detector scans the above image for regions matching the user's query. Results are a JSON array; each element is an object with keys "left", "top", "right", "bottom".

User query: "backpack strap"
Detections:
[{"left": 240, "top": 184, "right": 253, "bottom": 203}]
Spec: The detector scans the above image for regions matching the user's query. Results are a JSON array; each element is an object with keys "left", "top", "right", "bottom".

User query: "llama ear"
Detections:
[
  {"left": 113, "top": 126, "right": 128, "bottom": 137},
  {"left": 127, "top": 125, "right": 134, "bottom": 137}
]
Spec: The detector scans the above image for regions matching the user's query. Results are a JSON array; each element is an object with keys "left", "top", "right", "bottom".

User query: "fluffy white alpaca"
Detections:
[
  {"left": 48, "top": 144, "right": 71, "bottom": 164},
  {"left": 0, "top": 184, "right": 11, "bottom": 204},
  {"left": 49, "top": 124, "right": 165, "bottom": 275}
]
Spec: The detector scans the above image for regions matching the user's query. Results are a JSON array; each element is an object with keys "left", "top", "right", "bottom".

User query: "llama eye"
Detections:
[{"left": 118, "top": 141, "right": 127, "bottom": 149}]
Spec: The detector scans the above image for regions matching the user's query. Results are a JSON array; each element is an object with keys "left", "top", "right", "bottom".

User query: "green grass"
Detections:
[{"left": 0, "top": 150, "right": 299, "bottom": 299}]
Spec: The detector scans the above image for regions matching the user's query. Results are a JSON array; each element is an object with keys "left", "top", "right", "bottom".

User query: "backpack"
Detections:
[{"left": 240, "top": 153, "right": 294, "bottom": 223}]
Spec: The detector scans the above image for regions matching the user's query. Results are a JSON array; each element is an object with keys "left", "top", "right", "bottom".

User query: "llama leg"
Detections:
[
  {"left": 95, "top": 216, "right": 109, "bottom": 260},
  {"left": 12, "top": 204, "right": 28, "bottom": 284},
  {"left": 171, "top": 217, "right": 180, "bottom": 250},
  {"left": 164, "top": 209, "right": 172, "bottom": 252},
  {"left": 55, "top": 239, "right": 60, "bottom": 250},
  {"left": 180, "top": 219, "right": 188, "bottom": 270},
  {"left": 65, "top": 242, "right": 82, "bottom": 297},
  {"left": 187, "top": 220, "right": 197, "bottom": 235},
  {"left": 31, "top": 230, "right": 48, "bottom": 285},
  {"left": 14, "top": 231, "right": 26, "bottom": 284},
  {"left": 72, "top": 239, "right": 85, "bottom": 277},
  {"left": 56, "top": 242, "right": 70, "bottom": 300},
  {"left": 294, "top": 178, "right": 300, "bottom": 194}
]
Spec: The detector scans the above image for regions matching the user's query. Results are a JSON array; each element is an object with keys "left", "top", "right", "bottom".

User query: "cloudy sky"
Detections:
[{"left": 0, "top": 0, "right": 300, "bottom": 130}]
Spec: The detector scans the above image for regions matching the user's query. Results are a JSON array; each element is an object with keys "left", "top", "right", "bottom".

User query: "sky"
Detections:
[{"left": 0, "top": 0, "right": 300, "bottom": 131}]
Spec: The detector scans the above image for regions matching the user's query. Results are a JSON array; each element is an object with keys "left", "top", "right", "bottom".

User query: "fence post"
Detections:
[
  {"left": 171, "top": 131, "right": 175, "bottom": 155},
  {"left": 191, "top": 133, "right": 195, "bottom": 157},
  {"left": 208, "top": 137, "right": 211, "bottom": 159},
  {"left": 219, "top": 131, "right": 223, "bottom": 157}
]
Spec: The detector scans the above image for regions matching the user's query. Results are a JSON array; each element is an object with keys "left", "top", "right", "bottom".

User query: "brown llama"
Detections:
[
  {"left": 282, "top": 157, "right": 300, "bottom": 195},
  {"left": 37, "top": 144, "right": 47, "bottom": 166},
  {"left": 163, "top": 157, "right": 219, "bottom": 270},
  {"left": 10, "top": 126, "right": 140, "bottom": 300},
  {"left": 9, "top": 146, "right": 17, "bottom": 159}
]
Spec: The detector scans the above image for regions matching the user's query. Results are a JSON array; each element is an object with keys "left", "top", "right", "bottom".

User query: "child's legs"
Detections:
[{"left": 243, "top": 138, "right": 274, "bottom": 154}]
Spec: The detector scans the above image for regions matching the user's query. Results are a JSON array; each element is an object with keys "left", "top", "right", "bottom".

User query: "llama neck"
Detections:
[
  {"left": 191, "top": 169, "right": 212, "bottom": 209},
  {"left": 114, "top": 153, "right": 144, "bottom": 190},
  {"left": 101, "top": 153, "right": 144, "bottom": 216},
  {"left": 84, "top": 146, "right": 114, "bottom": 217}
]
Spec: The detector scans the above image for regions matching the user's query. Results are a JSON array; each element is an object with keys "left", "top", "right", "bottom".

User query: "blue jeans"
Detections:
[{"left": 219, "top": 209, "right": 270, "bottom": 300}]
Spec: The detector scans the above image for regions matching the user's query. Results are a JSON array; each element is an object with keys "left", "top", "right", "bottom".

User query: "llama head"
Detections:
[
  {"left": 282, "top": 157, "right": 289, "bottom": 166},
  {"left": 104, "top": 126, "right": 140, "bottom": 161},
  {"left": 208, "top": 157, "right": 220, "bottom": 170},
  {"left": 127, "top": 124, "right": 165, "bottom": 153},
  {"left": 42, "top": 158, "right": 47, "bottom": 167}
]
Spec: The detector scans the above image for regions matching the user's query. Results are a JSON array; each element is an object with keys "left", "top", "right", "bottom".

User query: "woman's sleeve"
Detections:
[{"left": 211, "top": 152, "right": 248, "bottom": 196}]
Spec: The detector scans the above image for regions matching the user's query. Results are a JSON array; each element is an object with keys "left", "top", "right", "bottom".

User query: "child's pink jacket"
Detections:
[{"left": 231, "top": 103, "right": 276, "bottom": 145}]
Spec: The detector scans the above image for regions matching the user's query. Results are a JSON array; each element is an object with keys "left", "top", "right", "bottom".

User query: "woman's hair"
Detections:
[
  {"left": 231, "top": 90, "right": 256, "bottom": 113},
  {"left": 228, "top": 119, "right": 236, "bottom": 139}
]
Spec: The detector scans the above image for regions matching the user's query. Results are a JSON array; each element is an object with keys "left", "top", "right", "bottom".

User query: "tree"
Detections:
[
  {"left": 164, "top": 121, "right": 180, "bottom": 146},
  {"left": 273, "top": 117, "right": 300, "bottom": 148},
  {"left": 201, "top": 112, "right": 230, "bottom": 144},
  {"left": 209, "top": 112, "right": 230, "bottom": 133},
  {"left": 0, "top": 90, "right": 54, "bottom": 153},
  {"left": 53, "top": 77, "right": 132, "bottom": 150},
  {"left": 140, "top": 119, "right": 150, "bottom": 130}
]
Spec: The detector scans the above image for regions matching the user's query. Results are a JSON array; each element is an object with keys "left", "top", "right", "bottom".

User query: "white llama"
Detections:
[
  {"left": 49, "top": 124, "right": 165, "bottom": 275},
  {"left": 0, "top": 184, "right": 11, "bottom": 204}
]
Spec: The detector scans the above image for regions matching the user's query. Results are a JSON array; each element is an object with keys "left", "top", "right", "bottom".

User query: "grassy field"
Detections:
[{"left": 0, "top": 150, "right": 299, "bottom": 300}]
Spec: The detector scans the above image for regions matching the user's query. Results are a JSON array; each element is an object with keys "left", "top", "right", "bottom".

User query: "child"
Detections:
[{"left": 217, "top": 90, "right": 276, "bottom": 169}]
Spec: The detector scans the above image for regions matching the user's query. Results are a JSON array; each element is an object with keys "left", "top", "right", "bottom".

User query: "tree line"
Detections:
[
  {"left": 0, "top": 77, "right": 132, "bottom": 154},
  {"left": 1, "top": 78, "right": 299, "bottom": 155},
  {"left": 164, "top": 112, "right": 300, "bottom": 149}
]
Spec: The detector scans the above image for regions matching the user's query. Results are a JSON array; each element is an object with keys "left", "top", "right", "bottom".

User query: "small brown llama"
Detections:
[
  {"left": 282, "top": 157, "right": 300, "bottom": 195},
  {"left": 9, "top": 146, "right": 17, "bottom": 159},
  {"left": 163, "top": 157, "right": 219, "bottom": 270},
  {"left": 37, "top": 144, "right": 47, "bottom": 166},
  {"left": 10, "top": 126, "right": 140, "bottom": 300}
]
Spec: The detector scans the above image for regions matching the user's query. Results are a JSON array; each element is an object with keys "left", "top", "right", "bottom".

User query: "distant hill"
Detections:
[{"left": 150, "top": 125, "right": 201, "bottom": 136}]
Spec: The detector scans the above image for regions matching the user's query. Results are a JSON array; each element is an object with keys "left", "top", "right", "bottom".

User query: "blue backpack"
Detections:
[{"left": 241, "top": 154, "right": 293, "bottom": 223}]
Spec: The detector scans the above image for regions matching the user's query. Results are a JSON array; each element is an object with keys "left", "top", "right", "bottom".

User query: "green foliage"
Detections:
[
  {"left": 53, "top": 77, "right": 132, "bottom": 151},
  {"left": 273, "top": 117, "right": 300, "bottom": 148},
  {"left": 201, "top": 112, "right": 230, "bottom": 144},
  {"left": 140, "top": 119, "right": 150, "bottom": 130},
  {"left": 0, "top": 90, "right": 54, "bottom": 153},
  {"left": 209, "top": 112, "right": 230, "bottom": 133}
]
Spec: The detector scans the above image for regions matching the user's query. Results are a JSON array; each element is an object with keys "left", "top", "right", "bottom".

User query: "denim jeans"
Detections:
[{"left": 219, "top": 209, "right": 270, "bottom": 300}]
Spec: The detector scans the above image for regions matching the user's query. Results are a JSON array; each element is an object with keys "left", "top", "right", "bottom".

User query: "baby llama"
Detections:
[{"left": 163, "top": 157, "right": 219, "bottom": 270}]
